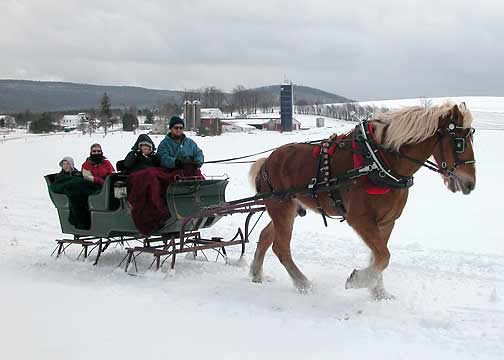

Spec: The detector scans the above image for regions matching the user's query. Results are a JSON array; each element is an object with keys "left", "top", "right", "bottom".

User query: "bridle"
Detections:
[
  {"left": 435, "top": 120, "right": 476, "bottom": 175},
  {"left": 351, "top": 114, "right": 476, "bottom": 184}
]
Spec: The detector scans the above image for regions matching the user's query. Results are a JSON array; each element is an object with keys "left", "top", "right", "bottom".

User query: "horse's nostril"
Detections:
[{"left": 467, "top": 182, "right": 475, "bottom": 191}]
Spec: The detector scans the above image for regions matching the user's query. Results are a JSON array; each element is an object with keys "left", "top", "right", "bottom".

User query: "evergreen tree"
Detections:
[
  {"left": 145, "top": 110, "right": 154, "bottom": 124},
  {"left": 29, "top": 112, "right": 56, "bottom": 133},
  {"left": 99, "top": 93, "right": 112, "bottom": 133},
  {"left": 122, "top": 112, "right": 139, "bottom": 131}
]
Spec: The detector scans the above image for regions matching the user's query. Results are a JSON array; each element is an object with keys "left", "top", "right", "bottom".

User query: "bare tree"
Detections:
[
  {"left": 420, "top": 97, "right": 433, "bottom": 109},
  {"left": 247, "top": 89, "right": 260, "bottom": 114},
  {"left": 181, "top": 89, "right": 201, "bottom": 103},
  {"left": 294, "top": 98, "right": 310, "bottom": 114},
  {"left": 158, "top": 101, "right": 181, "bottom": 119},
  {"left": 313, "top": 98, "right": 323, "bottom": 116},
  {"left": 201, "top": 86, "right": 225, "bottom": 108},
  {"left": 259, "top": 93, "right": 275, "bottom": 113},
  {"left": 232, "top": 85, "right": 248, "bottom": 114}
]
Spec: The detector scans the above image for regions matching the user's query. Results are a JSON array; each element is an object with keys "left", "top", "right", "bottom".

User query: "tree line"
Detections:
[
  {"left": 295, "top": 101, "right": 389, "bottom": 121},
  {"left": 179, "top": 85, "right": 276, "bottom": 116},
  {"left": 12, "top": 93, "right": 139, "bottom": 134},
  {"left": 7, "top": 86, "right": 383, "bottom": 134}
]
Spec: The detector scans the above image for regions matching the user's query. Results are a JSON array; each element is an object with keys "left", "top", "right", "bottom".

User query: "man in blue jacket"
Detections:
[{"left": 157, "top": 116, "right": 204, "bottom": 170}]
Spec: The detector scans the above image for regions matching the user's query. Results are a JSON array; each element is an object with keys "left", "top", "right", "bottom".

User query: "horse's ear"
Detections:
[
  {"left": 451, "top": 104, "right": 462, "bottom": 121},
  {"left": 459, "top": 102, "right": 467, "bottom": 111}
]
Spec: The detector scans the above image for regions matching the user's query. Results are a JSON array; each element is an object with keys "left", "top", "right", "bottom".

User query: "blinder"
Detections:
[
  {"left": 449, "top": 124, "right": 475, "bottom": 154},
  {"left": 438, "top": 121, "right": 476, "bottom": 173}
]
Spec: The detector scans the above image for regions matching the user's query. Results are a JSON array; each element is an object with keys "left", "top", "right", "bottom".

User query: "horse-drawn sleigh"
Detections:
[
  {"left": 46, "top": 102, "right": 476, "bottom": 300},
  {"left": 45, "top": 173, "right": 267, "bottom": 271}
]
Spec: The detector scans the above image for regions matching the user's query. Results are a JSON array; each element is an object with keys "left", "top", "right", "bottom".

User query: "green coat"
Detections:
[{"left": 158, "top": 134, "right": 204, "bottom": 169}]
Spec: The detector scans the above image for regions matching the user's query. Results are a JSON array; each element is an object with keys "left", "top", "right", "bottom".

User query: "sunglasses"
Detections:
[{"left": 172, "top": 126, "right": 184, "bottom": 130}]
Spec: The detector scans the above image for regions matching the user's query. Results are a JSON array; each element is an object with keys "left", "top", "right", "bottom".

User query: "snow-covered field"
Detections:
[
  {"left": 1, "top": 98, "right": 503, "bottom": 359},
  {"left": 360, "top": 96, "right": 504, "bottom": 131}
]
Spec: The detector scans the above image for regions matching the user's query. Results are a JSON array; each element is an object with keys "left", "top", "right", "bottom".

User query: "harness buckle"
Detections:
[
  {"left": 359, "top": 164, "right": 377, "bottom": 174},
  {"left": 307, "top": 178, "right": 317, "bottom": 189}
]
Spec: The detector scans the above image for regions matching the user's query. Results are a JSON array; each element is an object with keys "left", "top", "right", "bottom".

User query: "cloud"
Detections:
[{"left": 1, "top": 0, "right": 503, "bottom": 99}]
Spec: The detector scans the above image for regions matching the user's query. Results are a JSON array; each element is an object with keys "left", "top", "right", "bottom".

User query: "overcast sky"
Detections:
[{"left": 1, "top": 0, "right": 503, "bottom": 100}]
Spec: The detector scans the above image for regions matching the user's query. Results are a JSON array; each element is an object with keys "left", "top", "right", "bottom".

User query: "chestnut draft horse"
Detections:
[{"left": 249, "top": 103, "right": 476, "bottom": 299}]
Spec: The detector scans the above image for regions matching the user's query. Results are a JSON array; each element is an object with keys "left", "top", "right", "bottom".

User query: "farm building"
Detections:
[
  {"left": 262, "top": 118, "right": 301, "bottom": 131},
  {"left": 221, "top": 121, "right": 257, "bottom": 133},
  {"left": 199, "top": 108, "right": 225, "bottom": 136},
  {"left": 60, "top": 113, "right": 88, "bottom": 129}
]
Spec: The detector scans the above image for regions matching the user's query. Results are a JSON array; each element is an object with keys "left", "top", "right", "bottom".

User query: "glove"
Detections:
[
  {"left": 182, "top": 157, "right": 194, "bottom": 165},
  {"left": 174, "top": 159, "right": 183, "bottom": 168},
  {"left": 194, "top": 161, "right": 202, "bottom": 168},
  {"left": 82, "top": 170, "right": 95, "bottom": 182}
]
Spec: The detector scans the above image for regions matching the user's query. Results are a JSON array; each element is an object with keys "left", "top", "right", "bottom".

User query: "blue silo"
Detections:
[{"left": 280, "top": 82, "right": 293, "bottom": 132}]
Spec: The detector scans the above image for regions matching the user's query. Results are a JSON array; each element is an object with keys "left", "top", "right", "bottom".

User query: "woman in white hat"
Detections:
[{"left": 55, "top": 156, "right": 82, "bottom": 182}]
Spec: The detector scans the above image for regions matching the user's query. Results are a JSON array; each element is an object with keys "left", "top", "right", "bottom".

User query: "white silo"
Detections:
[
  {"left": 184, "top": 100, "right": 194, "bottom": 129},
  {"left": 193, "top": 100, "right": 201, "bottom": 129}
]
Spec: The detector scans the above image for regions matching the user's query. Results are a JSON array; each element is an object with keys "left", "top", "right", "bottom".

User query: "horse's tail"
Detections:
[{"left": 249, "top": 157, "right": 268, "bottom": 193}]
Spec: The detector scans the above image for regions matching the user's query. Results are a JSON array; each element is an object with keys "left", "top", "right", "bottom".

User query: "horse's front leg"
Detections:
[{"left": 345, "top": 220, "right": 395, "bottom": 300}]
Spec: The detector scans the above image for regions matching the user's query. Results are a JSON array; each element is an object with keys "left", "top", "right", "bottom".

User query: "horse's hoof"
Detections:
[
  {"left": 295, "top": 280, "right": 313, "bottom": 294},
  {"left": 371, "top": 287, "right": 396, "bottom": 301},
  {"left": 345, "top": 269, "right": 358, "bottom": 289},
  {"left": 250, "top": 268, "right": 262, "bottom": 283},
  {"left": 296, "top": 285, "right": 312, "bottom": 295}
]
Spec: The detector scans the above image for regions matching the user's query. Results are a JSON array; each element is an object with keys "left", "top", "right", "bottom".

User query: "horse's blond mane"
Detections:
[{"left": 373, "top": 102, "right": 473, "bottom": 151}]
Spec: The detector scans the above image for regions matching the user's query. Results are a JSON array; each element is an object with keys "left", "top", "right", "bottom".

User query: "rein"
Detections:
[
  {"left": 203, "top": 146, "right": 281, "bottom": 164},
  {"left": 203, "top": 139, "right": 328, "bottom": 164}
]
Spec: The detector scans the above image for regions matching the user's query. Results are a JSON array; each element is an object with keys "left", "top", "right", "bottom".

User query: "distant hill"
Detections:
[
  {"left": 0, "top": 80, "right": 182, "bottom": 113},
  {"left": 255, "top": 84, "right": 353, "bottom": 105},
  {"left": 0, "top": 80, "right": 352, "bottom": 113}
]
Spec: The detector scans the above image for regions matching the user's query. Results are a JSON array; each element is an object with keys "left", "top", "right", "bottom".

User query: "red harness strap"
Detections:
[
  {"left": 311, "top": 134, "right": 344, "bottom": 159},
  {"left": 312, "top": 130, "right": 390, "bottom": 195}
]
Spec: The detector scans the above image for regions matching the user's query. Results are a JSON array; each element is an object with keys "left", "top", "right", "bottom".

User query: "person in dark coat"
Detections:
[
  {"left": 157, "top": 116, "right": 204, "bottom": 177},
  {"left": 51, "top": 156, "right": 101, "bottom": 229},
  {"left": 123, "top": 134, "right": 160, "bottom": 173},
  {"left": 123, "top": 134, "right": 169, "bottom": 235},
  {"left": 157, "top": 116, "right": 204, "bottom": 170}
]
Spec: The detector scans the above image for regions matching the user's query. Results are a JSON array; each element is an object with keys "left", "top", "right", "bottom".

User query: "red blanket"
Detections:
[{"left": 127, "top": 167, "right": 204, "bottom": 235}]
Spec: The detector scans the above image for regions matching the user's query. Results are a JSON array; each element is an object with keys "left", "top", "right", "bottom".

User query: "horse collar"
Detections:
[{"left": 354, "top": 120, "right": 414, "bottom": 189}]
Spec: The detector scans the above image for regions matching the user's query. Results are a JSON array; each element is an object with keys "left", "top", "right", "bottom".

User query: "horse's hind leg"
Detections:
[
  {"left": 269, "top": 200, "right": 311, "bottom": 293},
  {"left": 250, "top": 221, "right": 274, "bottom": 283}
]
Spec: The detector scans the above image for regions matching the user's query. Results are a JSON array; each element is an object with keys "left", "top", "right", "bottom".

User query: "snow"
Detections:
[
  {"left": 1, "top": 97, "right": 503, "bottom": 359},
  {"left": 359, "top": 96, "right": 504, "bottom": 131}
]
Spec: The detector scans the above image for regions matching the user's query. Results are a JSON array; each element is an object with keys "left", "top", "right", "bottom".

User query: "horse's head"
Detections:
[{"left": 432, "top": 103, "right": 476, "bottom": 195}]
